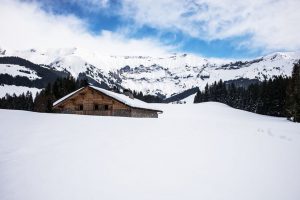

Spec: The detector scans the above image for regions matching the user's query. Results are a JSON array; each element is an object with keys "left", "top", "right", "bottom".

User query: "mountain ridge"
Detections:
[{"left": 0, "top": 47, "right": 299, "bottom": 98}]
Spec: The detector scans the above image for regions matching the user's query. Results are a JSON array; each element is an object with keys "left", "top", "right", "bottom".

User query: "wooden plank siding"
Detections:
[{"left": 53, "top": 87, "right": 159, "bottom": 118}]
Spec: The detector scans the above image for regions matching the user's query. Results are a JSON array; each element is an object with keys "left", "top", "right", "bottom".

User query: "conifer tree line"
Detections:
[
  {"left": 0, "top": 76, "right": 162, "bottom": 112},
  {"left": 132, "top": 90, "right": 163, "bottom": 103},
  {"left": 32, "top": 77, "right": 89, "bottom": 112},
  {"left": 0, "top": 77, "right": 89, "bottom": 113},
  {"left": 194, "top": 61, "right": 300, "bottom": 122},
  {"left": 0, "top": 91, "right": 34, "bottom": 111}
]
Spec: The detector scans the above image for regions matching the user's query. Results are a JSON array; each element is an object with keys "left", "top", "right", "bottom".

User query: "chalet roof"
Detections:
[
  {"left": 53, "top": 87, "right": 85, "bottom": 107},
  {"left": 53, "top": 85, "right": 162, "bottom": 112}
]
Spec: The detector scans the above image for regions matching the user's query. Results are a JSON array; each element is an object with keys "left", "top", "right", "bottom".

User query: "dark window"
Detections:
[
  {"left": 94, "top": 104, "right": 99, "bottom": 110},
  {"left": 79, "top": 104, "right": 83, "bottom": 110},
  {"left": 104, "top": 105, "right": 109, "bottom": 110}
]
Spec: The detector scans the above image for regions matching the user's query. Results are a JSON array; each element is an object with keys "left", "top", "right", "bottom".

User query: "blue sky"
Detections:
[
  {"left": 36, "top": 0, "right": 262, "bottom": 58},
  {"left": 1, "top": 0, "right": 299, "bottom": 58}
]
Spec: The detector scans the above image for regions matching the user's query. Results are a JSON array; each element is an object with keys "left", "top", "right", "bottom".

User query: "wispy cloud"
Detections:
[
  {"left": 0, "top": 0, "right": 173, "bottom": 56},
  {"left": 118, "top": 0, "right": 300, "bottom": 52}
]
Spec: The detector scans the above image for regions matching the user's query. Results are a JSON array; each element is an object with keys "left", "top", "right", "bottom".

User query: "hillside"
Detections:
[
  {"left": 0, "top": 103, "right": 300, "bottom": 200},
  {"left": 0, "top": 47, "right": 299, "bottom": 98}
]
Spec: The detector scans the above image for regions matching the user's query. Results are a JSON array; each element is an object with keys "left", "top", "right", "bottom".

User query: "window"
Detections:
[
  {"left": 104, "top": 105, "right": 109, "bottom": 110},
  {"left": 79, "top": 104, "right": 83, "bottom": 110},
  {"left": 94, "top": 104, "right": 99, "bottom": 110}
]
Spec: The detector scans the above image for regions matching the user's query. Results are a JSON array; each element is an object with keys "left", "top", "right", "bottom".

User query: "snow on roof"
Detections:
[
  {"left": 89, "top": 86, "right": 161, "bottom": 112},
  {"left": 53, "top": 85, "right": 162, "bottom": 112},
  {"left": 53, "top": 87, "right": 85, "bottom": 107}
]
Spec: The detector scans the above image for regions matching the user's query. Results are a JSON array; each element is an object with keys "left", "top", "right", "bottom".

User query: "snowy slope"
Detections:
[
  {"left": 0, "top": 84, "right": 41, "bottom": 98},
  {"left": 1, "top": 47, "right": 300, "bottom": 97},
  {"left": 0, "top": 103, "right": 299, "bottom": 200},
  {"left": 0, "top": 64, "right": 41, "bottom": 80}
]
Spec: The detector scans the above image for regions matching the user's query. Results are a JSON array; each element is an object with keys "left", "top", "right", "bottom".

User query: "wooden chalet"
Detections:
[{"left": 52, "top": 85, "right": 163, "bottom": 118}]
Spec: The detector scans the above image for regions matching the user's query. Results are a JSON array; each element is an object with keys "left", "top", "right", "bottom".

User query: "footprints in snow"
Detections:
[{"left": 256, "top": 128, "right": 292, "bottom": 141}]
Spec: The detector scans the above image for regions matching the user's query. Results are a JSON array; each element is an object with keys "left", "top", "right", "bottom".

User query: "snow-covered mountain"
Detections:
[{"left": 0, "top": 47, "right": 299, "bottom": 98}]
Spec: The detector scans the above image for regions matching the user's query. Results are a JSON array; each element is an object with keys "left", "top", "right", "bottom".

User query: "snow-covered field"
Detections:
[{"left": 0, "top": 103, "right": 300, "bottom": 200}]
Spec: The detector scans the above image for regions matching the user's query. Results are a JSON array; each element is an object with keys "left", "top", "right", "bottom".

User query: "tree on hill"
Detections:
[
  {"left": 34, "top": 76, "right": 81, "bottom": 112},
  {"left": 286, "top": 61, "right": 300, "bottom": 122},
  {"left": 0, "top": 91, "right": 34, "bottom": 111},
  {"left": 194, "top": 75, "right": 290, "bottom": 118}
]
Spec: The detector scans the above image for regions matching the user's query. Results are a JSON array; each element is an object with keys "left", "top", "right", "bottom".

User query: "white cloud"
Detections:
[
  {"left": 1, "top": 0, "right": 298, "bottom": 57},
  {"left": 119, "top": 0, "right": 300, "bottom": 52},
  {"left": 0, "top": 0, "right": 172, "bottom": 56}
]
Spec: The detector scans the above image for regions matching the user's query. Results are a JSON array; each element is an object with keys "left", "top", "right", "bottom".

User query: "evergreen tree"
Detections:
[
  {"left": 0, "top": 92, "right": 34, "bottom": 111},
  {"left": 286, "top": 61, "right": 300, "bottom": 122},
  {"left": 194, "top": 76, "right": 294, "bottom": 120}
]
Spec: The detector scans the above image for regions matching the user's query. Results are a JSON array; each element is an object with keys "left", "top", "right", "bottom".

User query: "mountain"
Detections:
[{"left": 0, "top": 47, "right": 299, "bottom": 98}]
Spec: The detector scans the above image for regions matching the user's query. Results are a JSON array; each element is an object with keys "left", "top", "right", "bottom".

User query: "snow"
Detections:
[
  {"left": 0, "top": 84, "right": 41, "bottom": 98},
  {"left": 0, "top": 64, "right": 41, "bottom": 80},
  {"left": 53, "top": 86, "right": 161, "bottom": 111},
  {"left": 0, "top": 103, "right": 300, "bottom": 200},
  {"left": 52, "top": 87, "right": 84, "bottom": 106}
]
